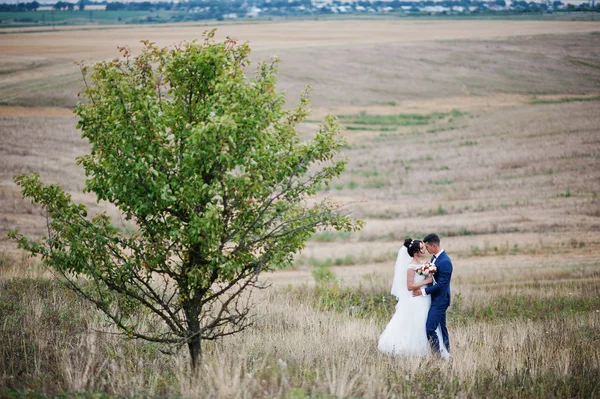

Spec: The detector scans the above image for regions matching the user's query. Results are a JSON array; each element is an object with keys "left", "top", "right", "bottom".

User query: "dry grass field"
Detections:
[{"left": 1, "top": 20, "right": 600, "bottom": 397}]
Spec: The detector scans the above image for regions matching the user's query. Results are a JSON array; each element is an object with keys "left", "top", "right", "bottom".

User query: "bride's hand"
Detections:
[{"left": 424, "top": 275, "right": 433, "bottom": 285}]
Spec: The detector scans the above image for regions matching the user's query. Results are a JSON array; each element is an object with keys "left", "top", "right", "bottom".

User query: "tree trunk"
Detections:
[
  {"left": 185, "top": 298, "right": 202, "bottom": 370},
  {"left": 184, "top": 247, "right": 204, "bottom": 371},
  {"left": 188, "top": 333, "right": 201, "bottom": 371}
]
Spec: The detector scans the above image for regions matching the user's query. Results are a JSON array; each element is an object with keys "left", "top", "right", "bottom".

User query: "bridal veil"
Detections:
[{"left": 390, "top": 246, "right": 411, "bottom": 299}]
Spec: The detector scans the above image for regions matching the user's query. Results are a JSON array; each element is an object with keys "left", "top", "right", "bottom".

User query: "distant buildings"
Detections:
[{"left": 1, "top": 0, "right": 598, "bottom": 22}]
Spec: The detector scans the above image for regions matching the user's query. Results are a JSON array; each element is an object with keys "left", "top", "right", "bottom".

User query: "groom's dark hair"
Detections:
[{"left": 423, "top": 233, "right": 440, "bottom": 245}]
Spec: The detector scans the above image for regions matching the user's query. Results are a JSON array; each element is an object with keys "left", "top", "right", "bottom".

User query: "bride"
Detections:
[{"left": 378, "top": 238, "right": 449, "bottom": 357}]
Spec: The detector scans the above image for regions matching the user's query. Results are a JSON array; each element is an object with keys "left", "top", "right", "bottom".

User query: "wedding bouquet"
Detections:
[{"left": 416, "top": 261, "right": 437, "bottom": 276}]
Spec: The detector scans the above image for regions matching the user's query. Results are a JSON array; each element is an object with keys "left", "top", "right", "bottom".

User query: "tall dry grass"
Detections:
[{"left": 1, "top": 251, "right": 598, "bottom": 398}]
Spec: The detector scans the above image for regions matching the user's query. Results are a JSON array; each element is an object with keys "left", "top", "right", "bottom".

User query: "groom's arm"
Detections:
[{"left": 422, "top": 260, "right": 452, "bottom": 296}]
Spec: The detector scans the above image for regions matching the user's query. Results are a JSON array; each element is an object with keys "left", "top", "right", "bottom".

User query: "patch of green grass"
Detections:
[
  {"left": 567, "top": 238, "right": 586, "bottom": 248},
  {"left": 407, "top": 154, "right": 433, "bottom": 164},
  {"left": 338, "top": 109, "right": 465, "bottom": 127},
  {"left": 428, "top": 178, "right": 453, "bottom": 185},
  {"left": 0, "top": 71, "right": 81, "bottom": 107},
  {"left": 310, "top": 230, "right": 352, "bottom": 242},
  {"left": 0, "top": 251, "right": 9, "bottom": 270},
  {"left": 363, "top": 209, "right": 401, "bottom": 219},
  {"left": 363, "top": 176, "right": 389, "bottom": 189},
  {"left": 426, "top": 124, "right": 466, "bottom": 134},
  {"left": 329, "top": 180, "right": 360, "bottom": 191},
  {"left": 345, "top": 125, "right": 397, "bottom": 131},
  {"left": 452, "top": 295, "right": 600, "bottom": 324},
  {"left": 400, "top": 232, "right": 430, "bottom": 240},
  {"left": 529, "top": 95, "right": 600, "bottom": 104},
  {"left": 312, "top": 264, "right": 336, "bottom": 284},
  {"left": 469, "top": 241, "right": 521, "bottom": 256},
  {"left": 567, "top": 56, "right": 600, "bottom": 70},
  {"left": 296, "top": 250, "right": 396, "bottom": 268},
  {"left": 429, "top": 205, "right": 448, "bottom": 216},
  {"left": 560, "top": 151, "right": 598, "bottom": 159},
  {"left": 374, "top": 131, "right": 404, "bottom": 141},
  {"left": 0, "top": 10, "right": 183, "bottom": 25},
  {"left": 349, "top": 168, "right": 379, "bottom": 178},
  {"left": 451, "top": 227, "right": 475, "bottom": 236},
  {"left": 0, "top": 389, "right": 116, "bottom": 398},
  {"left": 330, "top": 177, "right": 390, "bottom": 191},
  {"left": 459, "top": 140, "right": 478, "bottom": 146},
  {"left": 0, "top": 10, "right": 188, "bottom": 26},
  {"left": 0, "top": 59, "right": 51, "bottom": 76},
  {"left": 302, "top": 255, "right": 358, "bottom": 268},
  {"left": 558, "top": 188, "right": 572, "bottom": 198},
  {"left": 368, "top": 100, "right": 397, "bottom": 106},
  {"left": 287, "top": 280, "right": 396, "bottom": 322}
]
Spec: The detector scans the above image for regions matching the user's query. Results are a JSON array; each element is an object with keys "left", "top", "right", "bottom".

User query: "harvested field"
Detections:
[{"left": 0, "top": 19, "right": 599, "bottom": 397}]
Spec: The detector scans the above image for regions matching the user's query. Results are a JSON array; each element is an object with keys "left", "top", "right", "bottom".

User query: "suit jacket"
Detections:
[{"left": 424, "top": 251, "right": 452, "bottom": 307}]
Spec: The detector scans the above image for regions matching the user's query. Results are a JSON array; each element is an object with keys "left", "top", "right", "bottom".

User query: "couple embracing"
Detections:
[{"left": 378, "top": 234, "right": 452, "bottom": 360}]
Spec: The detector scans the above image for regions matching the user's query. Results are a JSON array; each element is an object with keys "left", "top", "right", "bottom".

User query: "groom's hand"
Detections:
[{"left": 412, "top": 289, "right": 422, "bottom": 297}]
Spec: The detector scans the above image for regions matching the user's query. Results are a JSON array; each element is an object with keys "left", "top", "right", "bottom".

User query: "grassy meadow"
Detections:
[
  {"left": 0, "top": 10, "right": 183, "bottom": 26},
  {"left": 0, "top": 20, "right": 599, "bottom": 397}
]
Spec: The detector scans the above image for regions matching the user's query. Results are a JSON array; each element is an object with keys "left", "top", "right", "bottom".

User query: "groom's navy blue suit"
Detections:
[{"left": 424, "top": 251, "right": 452, "bottom": 354}]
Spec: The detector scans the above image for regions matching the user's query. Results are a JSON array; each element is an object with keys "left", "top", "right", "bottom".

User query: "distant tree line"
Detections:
[
  {"left": 0, "top": 1, "right": 40, "bottom": 11},
  {"left": 53, "top": 1, "right": 75, "bottom": 11},
  {"left": 1, "top": 0, "right": 598, "bottom": 15},
  {"left": 0, "top": 0, "right": 83, "bottom": 11}
]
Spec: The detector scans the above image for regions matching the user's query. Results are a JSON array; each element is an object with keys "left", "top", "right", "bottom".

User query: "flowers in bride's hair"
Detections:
[{"left": 416, "top": 261, "right": 437, "bottom": 276}]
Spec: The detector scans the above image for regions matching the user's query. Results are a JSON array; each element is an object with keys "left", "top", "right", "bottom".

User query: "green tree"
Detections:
[{"left": 9, "top": 31, "right": 362, "bottom": 370}]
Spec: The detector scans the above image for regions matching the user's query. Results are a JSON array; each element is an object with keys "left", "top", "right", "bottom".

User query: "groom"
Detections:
[{"left": 412, "top": 233, "right": 452, "bottom": 358}]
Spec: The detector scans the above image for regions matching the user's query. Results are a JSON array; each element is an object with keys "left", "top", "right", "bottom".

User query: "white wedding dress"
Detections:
[{"left": 378, "top": 248, "right": 449, "bottom": 357}]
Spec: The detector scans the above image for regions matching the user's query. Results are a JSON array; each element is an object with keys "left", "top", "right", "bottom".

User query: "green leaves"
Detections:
[
  {"left": 11, "top": 31, "right": 363, "bottom": 365},
  {"left": 77, "top": 31, "right": 358, "bottom": 282}
]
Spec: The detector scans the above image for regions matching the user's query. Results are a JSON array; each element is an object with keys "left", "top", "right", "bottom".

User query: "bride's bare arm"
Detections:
[{"left": 406, "top": 268, "right": 433, "bottom": 291}]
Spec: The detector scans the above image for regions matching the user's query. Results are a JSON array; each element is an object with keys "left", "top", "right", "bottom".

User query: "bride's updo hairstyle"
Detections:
[{"left": 403, "top": 238, "right": 422, "bottom": 258}]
